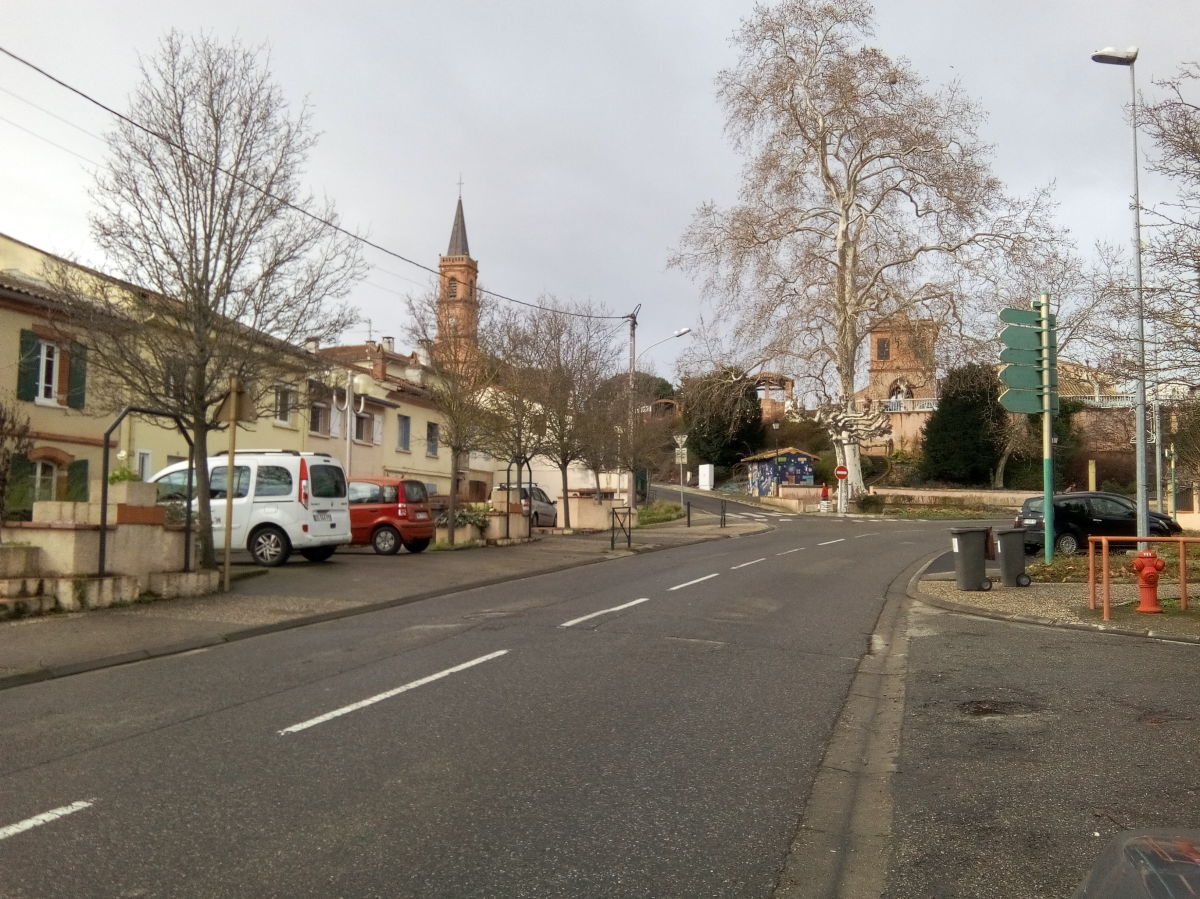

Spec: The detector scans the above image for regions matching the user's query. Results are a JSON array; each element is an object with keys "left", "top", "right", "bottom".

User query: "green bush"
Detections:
[
  {"left": 638, "top": 501, "right": 684, "bottom": 525},
  {"left": 108, "top": 466, "right": 143, "bottom": 484},
  {"left": 857, "top": 494, "right": 884, "bottom": 513},
  {"left": 436, "top": 503, "right": 492, "bottom": 529}
]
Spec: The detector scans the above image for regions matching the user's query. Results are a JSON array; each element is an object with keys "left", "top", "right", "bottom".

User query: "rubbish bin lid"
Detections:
[
  {"left": 995, "top": 527, "right": 1026, "bottom": 535},
  {"left": 949, "top": 527, "right": 989, "bottom": 534}
]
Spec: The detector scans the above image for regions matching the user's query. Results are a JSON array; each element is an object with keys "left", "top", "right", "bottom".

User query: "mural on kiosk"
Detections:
[{"left": 745, "top": 448, "right": 818, "bottom": 497}]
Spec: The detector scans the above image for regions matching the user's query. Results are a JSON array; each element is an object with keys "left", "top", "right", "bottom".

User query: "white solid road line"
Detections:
[
  {"left": 854, "top": 532, "right": 879, "bottom": 538},
  {"left": 731, "top": 558, "right": 766, "bottom": 569},
  {"left": 0, "top": 801, "right": 94, "bottom": 842},
  {"left": 817, "top": 538, "right": 846, "bottom": 546},
  {"left": 777, "top": 547, "right": 805, "bottom": 555},
  {"left": 560, "top": 597, "right": 650, "bottom": 628},
  {"left": 668, "top": 573, "right": 720, "bottom": 591},
  {"left": 279, "top": 650, "right": 510, "bottom": 735}
]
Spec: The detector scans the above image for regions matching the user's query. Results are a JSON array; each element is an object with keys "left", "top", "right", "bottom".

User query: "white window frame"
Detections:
[
  {"left": 273, "top": 386, "right": 296, "bottom": 426},
  {"left": 32, "top": 460, "right": 57, "bottom": 501},
  {"left": 309, "top": 401, "right": 329, "bottom": 436},
  {"left": 354, "top": 411, "right": 372, "bottom": 443},
  {"left": 35, "top": 341, "right": 59, "bottom": 405},
  {"left": 136, "top": 450, "right": 152, "bottom": 480},
  {"left": 397, "top": 414, "right": 411, "bottom": 452}
]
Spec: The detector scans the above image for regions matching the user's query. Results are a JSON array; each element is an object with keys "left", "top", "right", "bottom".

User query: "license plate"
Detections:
[
  {"left": 1023, "top": 519, "right": 1037, "bottom": 525},
  {"left": 314, "top": 511, "right": 331, "bottom": 522},
  {"left": 414, "top": 512, "right": 430, "bottom": 521}
]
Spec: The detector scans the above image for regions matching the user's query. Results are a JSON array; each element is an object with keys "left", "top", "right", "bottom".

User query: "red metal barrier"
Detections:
[{"left": 1087, "top": 536, "right": 1196, "bottom": 621}]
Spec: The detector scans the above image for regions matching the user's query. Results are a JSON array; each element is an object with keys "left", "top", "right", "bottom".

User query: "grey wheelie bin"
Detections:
[
  {"left": 994, "top": 527, "right": 1032, "bottom": 587},
  {"left": 950, "top": 527, "right": 992, "bottom": 591}
]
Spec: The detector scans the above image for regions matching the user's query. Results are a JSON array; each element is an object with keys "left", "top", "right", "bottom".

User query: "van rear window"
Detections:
[
  {"left": 310, "top": 465, "right": 347, "bottom": 498},
  {"left": 255, "top": 465, "right": 293, "bottom": 497},
  {"left": 403, "top": 481, "right": 428, "bottom": 503}
]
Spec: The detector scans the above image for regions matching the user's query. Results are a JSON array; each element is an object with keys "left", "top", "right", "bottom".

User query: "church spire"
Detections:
[{"left": 446, "top": 196, "right": 470, "bottom": 257}]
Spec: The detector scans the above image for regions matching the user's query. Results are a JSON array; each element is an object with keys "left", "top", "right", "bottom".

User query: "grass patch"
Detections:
[
  {"left": 637, "top": 501, "right": 685, "bottom": 526},
  {"left": 431, "top": 539, "right": 483, "bottom": 551},
  {"left": 882, "top": 505, "right": 1009, "bottom": 520},
  {"left": 1026, "top": 543, "right": 1200, "bottom": 584}
]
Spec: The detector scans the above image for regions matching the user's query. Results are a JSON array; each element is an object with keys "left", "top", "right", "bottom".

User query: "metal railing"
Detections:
[{"left": 1087, "top": 535, "right": 1197, "bottom": 620}]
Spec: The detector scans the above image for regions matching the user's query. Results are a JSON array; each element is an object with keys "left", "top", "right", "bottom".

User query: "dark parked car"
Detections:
[
  {"left": 1016, "top": 491, "right": 1182, "bottom": 555},
  {"left": 348, "top": 477, "right": 435, "bottom": 554}
]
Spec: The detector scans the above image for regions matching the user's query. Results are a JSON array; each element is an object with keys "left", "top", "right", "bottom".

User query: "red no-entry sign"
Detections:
[{"left": 834, "top": 465, "right": 849, "bottom": 480}]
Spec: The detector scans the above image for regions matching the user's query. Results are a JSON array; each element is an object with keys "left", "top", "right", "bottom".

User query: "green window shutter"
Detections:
[
  {"left": 17, "top": 330, "right": 38, "bottom": 402},
  {"left": 5, "top": 455, "right": 34, "bottom": 519},
  {"left": 66, "top": 459, "right": 89, "bottom": 501},
  {"left": 67, "top": 343, "right": 87, "bottom": 409}
]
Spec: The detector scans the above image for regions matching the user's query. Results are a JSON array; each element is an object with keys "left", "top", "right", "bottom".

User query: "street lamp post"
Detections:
[
  {"left": 625, "top": 311, "right": 691, "bottom": 508},
  {"left": 1092, "top": 44, "right": 1149, "bottom": 541}
]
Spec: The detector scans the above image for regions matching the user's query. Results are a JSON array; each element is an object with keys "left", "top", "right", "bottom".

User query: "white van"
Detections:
[{"left": 150, "top": 451, "right": 352, "bottom": 566}]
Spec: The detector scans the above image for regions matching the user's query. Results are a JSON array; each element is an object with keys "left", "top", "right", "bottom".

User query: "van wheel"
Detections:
[
  {"left": 372, "top": 526, "right": 401, "bottom": 555},
  {"left": 249, "top": 526, "right": 291, "bottom": 566},
  {"left": 300, "top": 546, "right": 336, "bottom": 562},
  {"left": 403, "top": 537, "right": 430, "bottom": 554},
  {"left": 1054, "top": 531, "right": 1082, "bottom": 555}
]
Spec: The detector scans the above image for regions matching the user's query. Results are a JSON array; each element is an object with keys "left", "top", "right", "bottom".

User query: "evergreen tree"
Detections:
[{"left": 919, "top": 364, "right": 1006, "bottom": 485}]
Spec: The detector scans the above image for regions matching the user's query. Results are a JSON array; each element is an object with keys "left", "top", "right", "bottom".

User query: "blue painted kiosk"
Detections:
[{"left": 743, "top": 447, "right": 819, "bottom": 497}]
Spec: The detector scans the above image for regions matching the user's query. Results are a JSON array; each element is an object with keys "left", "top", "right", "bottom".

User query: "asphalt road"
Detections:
[{"left": 0, "top": 514, "right": 947, "bottom": 898}]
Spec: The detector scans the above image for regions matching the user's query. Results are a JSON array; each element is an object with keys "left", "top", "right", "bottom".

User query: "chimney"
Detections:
[
  {"left": 382, "top": 336, "right": 395, "bottom": 353},
  {"left": 305, "top": 336, "right": 319, "bottom": 354},
  {"left": 415, "top": 341, "right": 431, "bottom": 366}
]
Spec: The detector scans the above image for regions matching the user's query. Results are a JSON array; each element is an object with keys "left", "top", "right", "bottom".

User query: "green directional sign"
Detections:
[
  {"left": 1000, "top": 324, "right": 1041, "bottom": 351},
  {"left": 1000, "top": 307, "right": 1057, "bottom": 327},
  {"left": 1000, "top": 364, "right": 1042, "bottom": 390},
  {"left": 998, "top": 388, "right": 1043, "bottom": 414},
  {"left": 1000, "top": 346, "right": 1052, "bottom": 366},
  {"left": 999, "top": 388, "right": 1060, "bottom": 415},
  {"left": 1000, "top": 364, "right": 1058, "bottom": 390}
]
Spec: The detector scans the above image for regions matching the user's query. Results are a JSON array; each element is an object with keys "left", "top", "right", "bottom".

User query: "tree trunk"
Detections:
[
  {"left": 193, "top": 421, "right": 215, "bottom": 569},
  {"left": 446, "top": 450, "right": 459, "bottom": 546},
  {"left": 559, "top": 463, "right": 571, "bottom": 529},
  {"left": 992, "top": 446, "right": 1012, "bottom": 489}
]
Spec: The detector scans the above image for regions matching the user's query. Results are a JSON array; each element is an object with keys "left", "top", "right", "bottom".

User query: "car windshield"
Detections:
[{"left": 1023, "top": 499, "right": 1043, "bottom": 515}]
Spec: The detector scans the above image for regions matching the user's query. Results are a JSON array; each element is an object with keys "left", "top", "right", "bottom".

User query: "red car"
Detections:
[{"left": 347, "top": 477, "right": 435, "bottom": 555}]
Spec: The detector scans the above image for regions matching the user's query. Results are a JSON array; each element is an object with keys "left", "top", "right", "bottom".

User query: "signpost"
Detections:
[
  {"left": 674, "top": 434, "right": 688, "bottom": 507},
  {"left": 998, "top": 295, "right": 1057, "bottom": 561},
  {"left": 834, "top": 464, "right": 849, "bottom": 514}
]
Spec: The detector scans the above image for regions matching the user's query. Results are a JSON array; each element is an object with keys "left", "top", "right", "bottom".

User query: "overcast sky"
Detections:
[{"left": 1, "top": 1, "right": 1196, "bottom": 377}]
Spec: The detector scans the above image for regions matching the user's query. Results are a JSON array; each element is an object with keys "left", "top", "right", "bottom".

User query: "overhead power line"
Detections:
[{"left": 0, "top": 44, "right": 630, "bottom": 322}]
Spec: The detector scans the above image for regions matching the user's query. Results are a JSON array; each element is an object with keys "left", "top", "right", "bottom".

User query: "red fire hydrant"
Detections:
[{"left": 1132, "top": 550, "right": 1165, "bottom": 614}]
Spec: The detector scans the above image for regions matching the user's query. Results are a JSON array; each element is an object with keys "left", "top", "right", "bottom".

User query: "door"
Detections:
[
  {"left": 1087, "top": 495, "right": 1138, "bottom": 542},
  {"left": 209, "top": 464, "right": 251, "bottom": 549}
]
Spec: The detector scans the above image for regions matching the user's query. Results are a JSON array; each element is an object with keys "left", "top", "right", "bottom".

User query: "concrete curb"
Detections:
[{"left": 906, "top": 554, "right": 1200, "bottom": 646}]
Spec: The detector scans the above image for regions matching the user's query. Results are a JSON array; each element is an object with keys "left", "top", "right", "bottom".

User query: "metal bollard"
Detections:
[{"left": 687, "top": 501, "right": 692, "bottom": 527}]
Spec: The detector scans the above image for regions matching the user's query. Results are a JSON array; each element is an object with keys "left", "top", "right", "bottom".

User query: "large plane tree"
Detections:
[{"left": 672, "top": 0, "right": 1055, "bottom": 496}]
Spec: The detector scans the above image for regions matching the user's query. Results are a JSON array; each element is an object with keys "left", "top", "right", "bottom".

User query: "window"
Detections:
[
  {"left": 876, "top": 338, "right": 891, "bottom": 361},
  {"left": 32, "top": 461, "right": 57, "bottom": 501},
  {"left": 136, "top": 451, "right": 152, "bottom": 480},
  {"left": 403, "top": 481, "right": 428, "bottom": 503},
  {"left": 274, "top": 387, "right": 295, "bottom": 425},
  {"left": 397, "top": 415, "right": 411, "bottom": 451},
  {"left": 155, "top": 470, "right": 193, "bottom": 502},
  {"left": 309, "top": 402, "right": 329, "bottom": 436},
  {"left": 209, "top": 465, "right": 250, "bottom": 499},
  {"left": 426, "top": 422, "right": 439, "bottom": 457},
  {"left": 36, "top": 343, "right": 59, "bottom": 403},
  {"left": 354, "top": 412, "right": 372, "bottom": 442},
  {"left": 254, "top": 465, "right": 293, "bottom": 497},
  {"left": 18, "top": 330, "right": 86, "bottom": 409},
  {"left": 349, "top": 481, "right": 384, "bottom": 504},
  {"left": 448, "top": 276, "right": 458, "bottom": 298},
  {"left": 310, "top": 464, "right": 347, "bottom": 498}
]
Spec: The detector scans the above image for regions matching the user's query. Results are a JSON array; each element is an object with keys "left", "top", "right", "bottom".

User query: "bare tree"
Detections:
[
  {"left": 1140, "top": 64, "right": 1200, "bottom": 378},
  {"left": 47, "top": 32, "right": 363, "bottom": 568},
  {"left": 405, "top": 293, "right": 497, "bottom": 546},
  {"left": 511, "top": 303, "right": 620, "bottom": 528},
  {"left": 671, "top": 0, "right": 1057, "bottom": 496},
  {"left": 0, "top": 398, "right": 34, "bottom": 536}
]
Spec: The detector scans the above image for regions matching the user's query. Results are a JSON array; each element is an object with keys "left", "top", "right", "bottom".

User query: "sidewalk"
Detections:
[
  {"left": 914, "top": 565, "right": 1200, "bottom": 645},
  {"left": 0, "top": 513, "right": 767, "bottom": 690}
]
